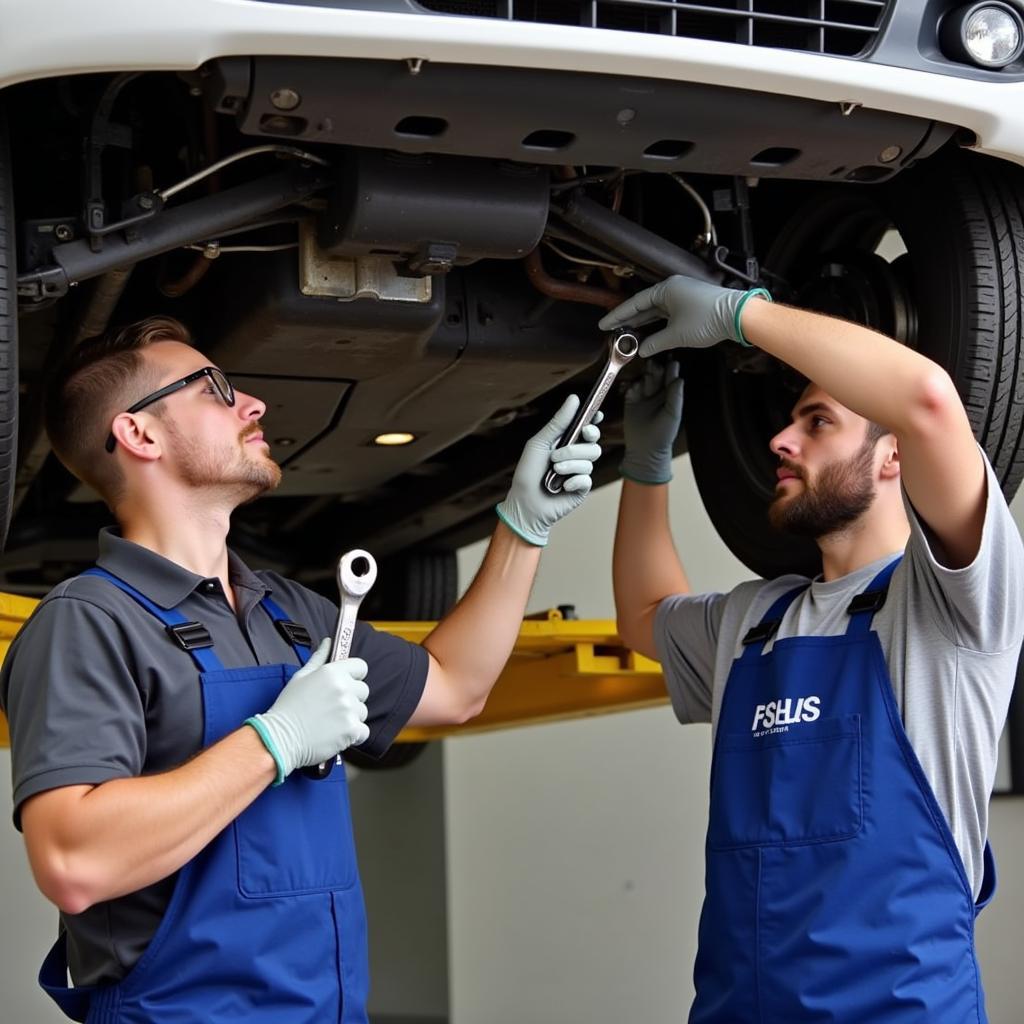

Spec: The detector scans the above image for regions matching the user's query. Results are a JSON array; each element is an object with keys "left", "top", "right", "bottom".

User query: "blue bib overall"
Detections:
[
  {"left": 39, "top": 568, "right": 370, "bottom": 1023},
  {"left": 690, "top": 558, "right": 995, "bottom": 1023}
]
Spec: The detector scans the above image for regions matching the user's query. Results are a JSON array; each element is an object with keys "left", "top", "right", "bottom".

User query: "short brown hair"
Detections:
[
  {"left": 864, "top": 419, "right": 892, "bottom": 447},
  {"left": 44, "top": 316, "right": 193, "bottom": 507}
]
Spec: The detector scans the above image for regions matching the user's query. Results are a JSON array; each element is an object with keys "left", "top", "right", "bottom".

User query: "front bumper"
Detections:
[{"left": 0, "top": 0, "right": 1022, "bottom": 165}]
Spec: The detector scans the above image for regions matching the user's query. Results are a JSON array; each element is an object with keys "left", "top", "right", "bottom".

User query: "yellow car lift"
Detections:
[{"left": 0, "top": 591, "right": 668, "bottom": 748}]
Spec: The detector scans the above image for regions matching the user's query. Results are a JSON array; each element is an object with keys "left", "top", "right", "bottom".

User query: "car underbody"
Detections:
[{"left": 2, "top": 39, "right": 1024, "bottom": 609}]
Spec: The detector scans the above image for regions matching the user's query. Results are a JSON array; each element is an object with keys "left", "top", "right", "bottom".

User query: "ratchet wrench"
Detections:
[
  {"left": 303, "top": 548, "right": 378, "bottom": 780},
  {"left": 542, "top": 331, "right": 639, "bottom": 495}
]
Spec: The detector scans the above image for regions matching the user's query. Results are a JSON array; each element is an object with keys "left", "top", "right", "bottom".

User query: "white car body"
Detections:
[{"left": 1, "top": 0, "right": 1022, "bottom": 164}]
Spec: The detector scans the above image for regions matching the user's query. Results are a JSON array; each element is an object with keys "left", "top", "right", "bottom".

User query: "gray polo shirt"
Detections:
[{"left": 0, "top": 528, "right": 429, "bottom": 986}]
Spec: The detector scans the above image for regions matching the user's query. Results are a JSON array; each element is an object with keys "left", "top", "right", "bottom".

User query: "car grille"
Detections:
[{"left": 416, "top": 0, "right": 888, "bottom": 58}]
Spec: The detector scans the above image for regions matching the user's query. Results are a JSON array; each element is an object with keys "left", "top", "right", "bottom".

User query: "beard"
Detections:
[
  {"left": 768, "top": 439, "right": 877, "bottom": 540},
  {"left": 164, "top": 420, "right": 282, "bottom": 504}
]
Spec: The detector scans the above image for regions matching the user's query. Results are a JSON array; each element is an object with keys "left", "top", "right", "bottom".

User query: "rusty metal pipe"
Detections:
[
  {"left": 523, "top": 247, "right": 622, "bottom": 311},
  {"left": 159, "top": 102, "right": 225, "bottom": 298},
  {"left": 158, "top": 251, "right": 214, "bottom": 298}
]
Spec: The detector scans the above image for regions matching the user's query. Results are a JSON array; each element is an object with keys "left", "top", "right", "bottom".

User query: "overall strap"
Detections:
[
  {"left": 39, "top": 933, "right": 91, "bottom": 1022},
  {"left": 740, "top": 583, "right": 810, "bottom": 659},
  {"left": 844, "top": 556, "right": 903, "bottom": 636},
  {"left": 80, "top": 567, "right": 224, "bottom": 673},
  {"left": 259, "top": 594, "right": 312, "bottom": 665}
]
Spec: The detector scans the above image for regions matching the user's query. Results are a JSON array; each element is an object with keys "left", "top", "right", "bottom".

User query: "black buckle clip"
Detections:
[
  {"left": 742, "top": 619, "right": 782, "bottom": 646},
  {"left": 276, "top": 619, "right": 312, "bottom": 649},
  {"left": 846, "top": 588, "right": 888, "bottom": 616},
  {"left": 166, "top": 621, "right": 214, "bottom": 651}
]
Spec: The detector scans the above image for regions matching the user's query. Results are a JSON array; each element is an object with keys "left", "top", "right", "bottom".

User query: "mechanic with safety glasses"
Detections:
[
  {"left": 608, "top": 276, "right": 1023, "bottom": 1023},
  {"left": 0, "top": 314, "right": 601, "bottom": 1022}
]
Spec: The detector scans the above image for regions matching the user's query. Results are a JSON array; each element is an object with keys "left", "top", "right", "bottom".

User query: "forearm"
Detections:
[
  {"left": 741, "top": 298, "right": 960, "bottom": 435},
  {"left": 23, "top": 725, "right": 275, "bottom": 913},
  {"left": 614, "top": 480, "right": 689, "bottom": 657},
  {"left": 420, "top": 521, "right": 541, "bottom": 719}
]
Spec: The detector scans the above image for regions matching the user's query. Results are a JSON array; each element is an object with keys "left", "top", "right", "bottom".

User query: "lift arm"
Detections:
[{"left": 0, "top": 601, "right": 667, "bottom": 747}]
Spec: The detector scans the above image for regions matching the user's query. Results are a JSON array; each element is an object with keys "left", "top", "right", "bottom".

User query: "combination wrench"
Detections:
[
  {"left": 303, "top": 548, "right": 378, "bottom": 780},
  {"left": 542, "top": 331, "right": 639, "bottom": 495}
]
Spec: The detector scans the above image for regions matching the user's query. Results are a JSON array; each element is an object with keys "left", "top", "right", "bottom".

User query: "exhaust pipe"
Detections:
[{"left": 555, "top": 193, "right": 719, "bottom": 284}]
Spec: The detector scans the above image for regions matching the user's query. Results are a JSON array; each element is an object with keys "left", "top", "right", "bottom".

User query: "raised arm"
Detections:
[
  {"left": 741, "top": 299, "right": 984, "bottom": 568},
  {"left": 612, "top": 360, "right": 690, "bottom": 659},
  {"left": 410, "top": 395, "right": 602, "bottom": 727},
  {"left": 601, "top": 277, "right": 985, "bottom": 569}
]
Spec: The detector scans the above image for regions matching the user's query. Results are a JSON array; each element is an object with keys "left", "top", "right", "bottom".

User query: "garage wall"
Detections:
[
  {"left": 446, "top": 453, "right": 1024, "bottom": 1024},
  {"left": 0, "top": 764, "right": 65, "bottom": 1023}
]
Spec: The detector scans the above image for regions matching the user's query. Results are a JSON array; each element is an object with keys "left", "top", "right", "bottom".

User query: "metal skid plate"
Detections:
[
  {"left": 210, "top": 56, "right": 956, "bottom": 184},
  {"left": 298, "top": 220, "right": 432, "bottom": 304}
]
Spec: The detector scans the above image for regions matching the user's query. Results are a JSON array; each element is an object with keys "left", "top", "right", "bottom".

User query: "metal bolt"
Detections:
[
  {"left": 54, "top": 224, "right": 73, "bottom": 242},
  {"left": 616, "top": 108, "right": 637, "bottom": 126},
  {"left": 137, "top": 194, "right": 155, "bottom": 210},
  {"left": 878, "top": 145, "right": 902, "bottom": 164},
  {"left": 270, "top": 88, "right": 301, "bottom": 111}
]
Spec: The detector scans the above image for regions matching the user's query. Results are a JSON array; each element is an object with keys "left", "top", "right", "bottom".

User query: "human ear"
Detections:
[
  {"left": 879, "top": 439, "right": 900, "bottom": 480},
  {"left": 110, "top": 412, "right": 162, "bottom": 462}
]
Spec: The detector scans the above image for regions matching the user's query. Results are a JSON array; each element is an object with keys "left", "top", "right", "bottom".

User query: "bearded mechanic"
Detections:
[
  {"left": 605, "top": 277, "right": 1024, "bottom": 1022},
  {"left": 0, "top": 315, "right": 602, "bottom": 1023}
]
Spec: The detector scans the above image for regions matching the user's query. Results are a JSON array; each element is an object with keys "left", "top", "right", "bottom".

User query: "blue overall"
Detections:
[
  {"left": 38, "top": 568, "right": 370, "bottom": 1023},
  {"left": 690, "top": 558, "right": 995, "bottom": 1023}
]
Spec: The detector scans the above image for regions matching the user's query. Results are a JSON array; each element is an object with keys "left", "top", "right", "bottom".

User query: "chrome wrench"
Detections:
[
  {"left": 303, "top": 548, "right": 378, "bottom": 780},
  {"left": 542, "top": 331, "right": 639, "bottom": 495}
]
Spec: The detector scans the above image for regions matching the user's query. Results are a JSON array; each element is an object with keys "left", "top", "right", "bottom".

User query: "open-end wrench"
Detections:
[
  {"left": 303, "top": 549, "right": 378, "bottom": 780},
  {"left": 542, "top": 331, "right": 639, "bottom": 495}
]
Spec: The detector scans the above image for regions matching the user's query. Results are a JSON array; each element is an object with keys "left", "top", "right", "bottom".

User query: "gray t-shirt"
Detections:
[
  {"left": 655, "top": 454, "right": 1024, "bottom": 898},
  {"left": 0, "top": 529, "right": 429, "bottom": 986}
]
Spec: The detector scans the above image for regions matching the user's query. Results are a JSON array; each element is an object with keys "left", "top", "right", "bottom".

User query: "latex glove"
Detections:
[
  {"left": 598, "top": 275, "right": 772, "bottom": 357},
  {"left": 621, "top": 359, "right": 684, "bottom": 485},
  {"left": 496, "top": 394, "right": 602, "bottom": 546},
  {"left": 246, "top": 638, "right": 370, "bottom": 785}
]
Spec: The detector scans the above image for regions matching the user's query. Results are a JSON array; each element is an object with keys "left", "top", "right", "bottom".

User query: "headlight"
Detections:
[{"left": 942, "top": 1, "right": 1024, "bottom": 68}]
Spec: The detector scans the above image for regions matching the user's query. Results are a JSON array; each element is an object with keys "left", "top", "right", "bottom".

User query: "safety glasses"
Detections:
[{"left": 104, "top": 366, "right": 235, "bottom": 453}]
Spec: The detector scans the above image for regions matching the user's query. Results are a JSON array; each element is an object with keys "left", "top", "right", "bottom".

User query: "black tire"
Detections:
[
  {"left": 686, "top": 148, "right": 1024, "bottom": 579},
  {"left": 344, "top": 550, "right": 458, "bottom": 771},
  {"left": 396, "top": 550, "right": 459, "bottom": 622},
  {"left": 0, "top": 106, "right": 18, "bottom": 551},
  {"left": 359, "top": 550, "right": 458, "bottom": 622}
]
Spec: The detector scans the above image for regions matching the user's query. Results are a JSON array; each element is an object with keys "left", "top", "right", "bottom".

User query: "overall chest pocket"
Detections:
[
  {"left": 234, "top": 769, "right": 359, "bottom": 897},
  {"left": 202, "top": 665, "right": 359, "bottom": 897},
  {"left": 707, "top": 714, "right": 863, "bottom": 850}
]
